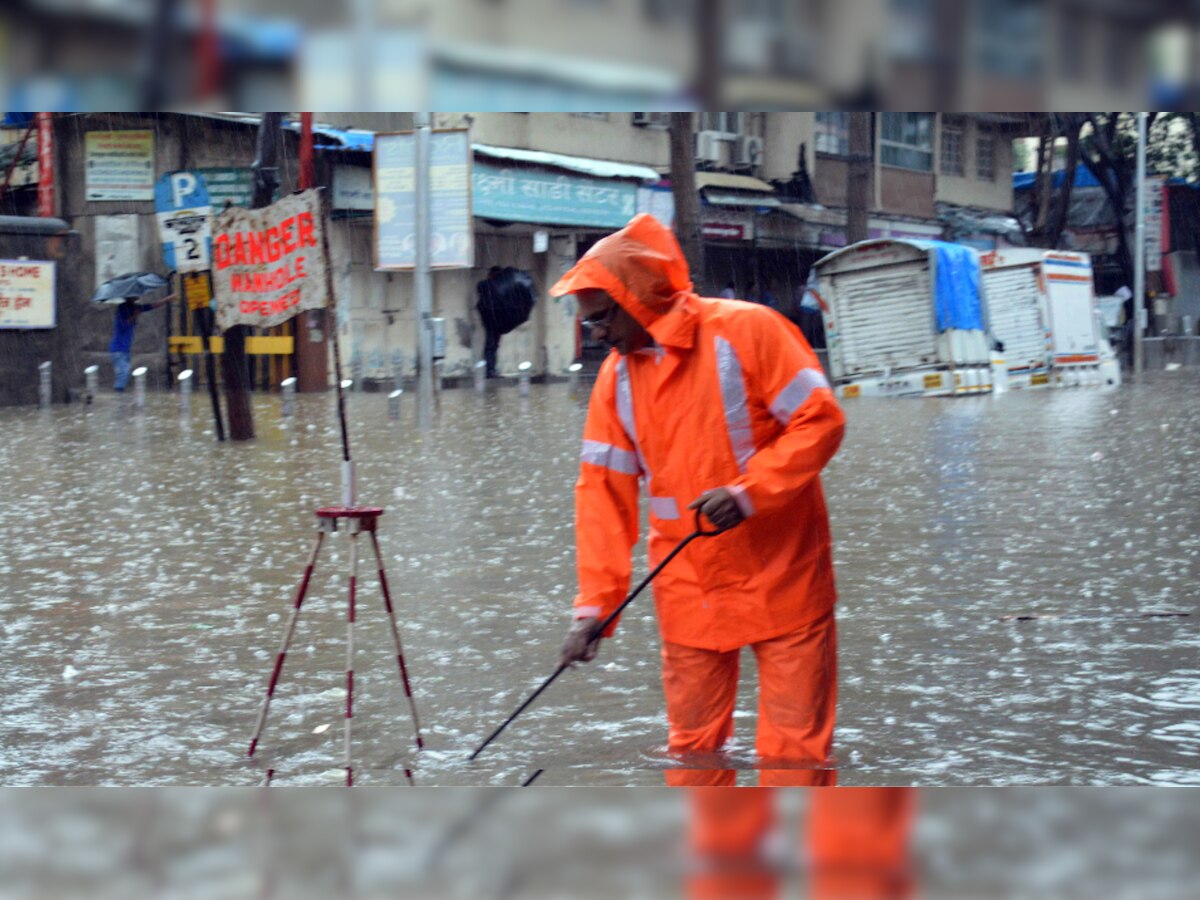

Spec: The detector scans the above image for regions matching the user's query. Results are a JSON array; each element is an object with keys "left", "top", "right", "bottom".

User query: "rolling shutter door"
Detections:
[
  {"left": 832, "top": 261, "right": 936, "bottom": 376},
  {"left": 983, "top": 265, "right": 1047, "bottom": 370}
]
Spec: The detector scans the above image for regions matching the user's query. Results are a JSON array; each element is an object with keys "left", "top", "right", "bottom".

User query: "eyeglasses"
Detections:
[{"left": 580, "top": 304, "right": 618, "bottom": 329}]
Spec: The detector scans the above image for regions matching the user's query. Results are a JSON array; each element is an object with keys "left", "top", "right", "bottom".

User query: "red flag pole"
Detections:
[
  {"left": 299, "top": 113, "right": 315, "bottom": 190},
  {"left": 36, "top": 113, "right": 55, "bottom": 218},
  {"left": 197, "top": 0, "right": 221, "bottom": 101}
]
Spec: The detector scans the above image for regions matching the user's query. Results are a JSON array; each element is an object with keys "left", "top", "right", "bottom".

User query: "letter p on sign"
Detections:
[{"left": 171, "top": 172, "right": 199, "bottom": 208}]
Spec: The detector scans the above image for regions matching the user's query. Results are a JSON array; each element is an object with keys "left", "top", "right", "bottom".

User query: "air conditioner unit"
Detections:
[
  {"left": 632, "top": 112, "right": 670, "bottom": 128},
  {"left": 695, "top": 131, "right": 723, "bottom": 164},
  {"left": 733, "top": 135, "right": 764, "bottom": 169}
]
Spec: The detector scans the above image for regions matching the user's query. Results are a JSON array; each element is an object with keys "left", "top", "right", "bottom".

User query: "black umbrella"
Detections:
[
  {"left": 90, "top": 272, "right": 171, "bottom": 305},
  {"left": 477, "top": 267, "right": 537, "bottom": 336}
]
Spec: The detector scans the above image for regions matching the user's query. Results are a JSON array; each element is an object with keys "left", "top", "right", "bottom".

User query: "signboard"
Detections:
[
  {"left": 375, "top": 130, "right": 473, "bottom": 269},
  {"left": 85, "top": 130, "right": 155, "bottom": 201},
  {"left": 155, "top": 171, "right": 213, "bottom": 273},
  {"left": 94, "top": 214, "right": 141, "bottom": 289},
  {"left": 473, "top": 159, "right": 637, "bottom": 228},
  {"left": 0, "top": 260, "right": 55, "bottom": 329},
  {"left": 703, "top": 222, "right": 745, "bottom": 241},
  {"left": 182, "top": 271, "right": 214, "bottom": 311},
  {"left": 333, "top": 165, "right": 374, "bottom": 211},
  {"left": 1144, "top": 175, "right": 1166, "bottom": 274},
  {"left": 212, "top": 188, "right": 329, "bottom": 329},
  {"left": 195, "top": 167, "right": 256, "bottom": 210}
]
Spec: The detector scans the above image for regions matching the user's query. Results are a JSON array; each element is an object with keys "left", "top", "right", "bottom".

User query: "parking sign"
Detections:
[{"left": 155, "top": 171, "right": 213, "bottom": 273}]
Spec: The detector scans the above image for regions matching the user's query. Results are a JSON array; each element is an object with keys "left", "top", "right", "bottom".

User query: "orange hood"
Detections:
[{"left": 550, "top": 214, "right": 698, "bottom": 348}]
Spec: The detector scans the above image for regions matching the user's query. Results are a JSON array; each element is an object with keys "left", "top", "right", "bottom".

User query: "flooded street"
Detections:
[{"left": 1, "top": 373, "right": 1198, "bottom": 786}]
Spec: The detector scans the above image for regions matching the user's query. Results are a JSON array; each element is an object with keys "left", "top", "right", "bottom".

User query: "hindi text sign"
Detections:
[
  {"left": 0, "top": 260, "right": 56, "bottom": 329},
  {"left": 85, "top": 130, "right": 155, "bottom": 201},
  {"left": 212, "top": 189, "right": 328, "bottom": 329}
]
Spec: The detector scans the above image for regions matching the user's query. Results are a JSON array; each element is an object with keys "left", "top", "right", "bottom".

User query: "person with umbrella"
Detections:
[
  {"left": 92, "top": 273, "right": 176, "bottom": 392},
  {"left": 476, "top": 265, "right": 537, "bottom": 379}
]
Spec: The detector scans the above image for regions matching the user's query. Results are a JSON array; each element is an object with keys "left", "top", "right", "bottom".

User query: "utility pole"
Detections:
[
  {"left": 414, "top": 112, "right": 434, "bottom": 428},
  {"left": 140, "top": 0, "right": 177, "bottom": 109},
  {"left": 846, "top": 113, "right": 872, "bottom": 244},
  {"left": 1133, "top": 111, "right": 1147, "bottom": 376},
  {"left": 222, "top": 112, "right": 280, "bottom": 441},
  {"left": 669, "top": 112, "right": 705, "bottom": 286}
]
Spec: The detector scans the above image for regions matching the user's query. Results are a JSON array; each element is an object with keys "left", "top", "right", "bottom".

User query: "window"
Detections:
[
  {"left": 940, "top": 116, "right": 965, "bottom": 176},
  {"left": 699, "top": 112, "right": 743, "bottom": 135},
  {"left": 880, "top": 112, "right": 933, "bottom": 171},
  {"left": 814, "top": 111, "right": 849, "bottom": 156},
  {"left": 976, "top": 133, "right": 996, "bottom": 180},
  {"left": 571, "top": 112, "right": 610, "bottom": 121}
]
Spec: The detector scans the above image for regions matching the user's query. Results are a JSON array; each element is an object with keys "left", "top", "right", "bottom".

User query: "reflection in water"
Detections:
[
  {"left": 2, "top": 788, "right": 1198, "bottom": 897},
  {"left": 0, "top": 372, "right": 1197, "bottom": 784}
]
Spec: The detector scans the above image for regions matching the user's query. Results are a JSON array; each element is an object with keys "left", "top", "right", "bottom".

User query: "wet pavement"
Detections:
[{"left": 1, "top": 371, "right": 1198, "bottom": 785}]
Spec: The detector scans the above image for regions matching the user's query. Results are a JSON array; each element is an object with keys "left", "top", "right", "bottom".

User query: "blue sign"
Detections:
[
  {"left": 154, "top": 171, "right": 213, "bottom": 272},
  {"left": 473, "top": 160, "right": 638, "bottom": 229}
]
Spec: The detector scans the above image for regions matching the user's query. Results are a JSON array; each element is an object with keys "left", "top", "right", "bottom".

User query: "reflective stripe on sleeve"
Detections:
[
  {"left": 615, "top": 359, "right": 652, "bottom": 482},
  {"left": 768, "top": 368, "right": 830, "bottom": 425},
  {"left": 715, "top": 337, "right": 756, "bottom": 472},
  {"left": 581, "top": 439, "right": 641, "bottom": 476},
  {"left": 649, "top": 496, "right": 680, "bottom": 519}
]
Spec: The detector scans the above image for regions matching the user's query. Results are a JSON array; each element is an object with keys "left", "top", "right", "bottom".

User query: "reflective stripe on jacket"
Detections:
[{"left": 553, "top": 214, "right": 845, "bottom": 651}]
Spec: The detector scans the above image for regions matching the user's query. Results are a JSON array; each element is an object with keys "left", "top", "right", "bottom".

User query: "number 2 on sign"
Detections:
[{"left": 184, "top": 238, "right": 200, "bottom": 260}]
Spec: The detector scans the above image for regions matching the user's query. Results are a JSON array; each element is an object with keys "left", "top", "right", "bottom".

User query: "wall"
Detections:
[
  {"left": 880, "top": 168, "right": 936, "bottom": 219},
  {"left": 328, "top": 221, "right": 583, "bottom": 384},
  {"left": 0, "top": 227, "right": 86, "bottom": 407},
  {"left": 52, "top": 113, "right": 302, "bottom": 390},
  {"left": 440, "top": 112, "right": 671, "bottom": 172},
  {"left": 935, "top": 120, "right": 1016, "bottom": 211},
  {"left": 761, "top": 113, "right": 815, "bottom": 183}
]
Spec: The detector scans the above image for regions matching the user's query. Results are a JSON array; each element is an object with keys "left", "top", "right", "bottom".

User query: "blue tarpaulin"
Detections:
[{"left": 913, "top": 241, "right": 985, "bottom": 332}]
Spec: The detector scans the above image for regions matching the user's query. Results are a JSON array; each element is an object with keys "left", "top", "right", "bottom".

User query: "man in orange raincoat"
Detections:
[{"left": 551, "top": 214, "right": 845, "bottom": 786}]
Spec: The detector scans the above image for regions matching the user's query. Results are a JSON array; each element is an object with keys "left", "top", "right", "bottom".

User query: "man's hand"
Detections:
[
  {"left": 560, "top": 616, "right": 604, "bottom": 667},
  {"left": 688, "top": 487, "right": 745, "bottom": 531}
]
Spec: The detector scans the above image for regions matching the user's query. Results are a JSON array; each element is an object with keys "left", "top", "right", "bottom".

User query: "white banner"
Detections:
[
  {"left": 212, "top": 189, "right": 329, "bottom": 329},
  {"left": 0, "top": 260, "right": 56, "bottom": 329}
]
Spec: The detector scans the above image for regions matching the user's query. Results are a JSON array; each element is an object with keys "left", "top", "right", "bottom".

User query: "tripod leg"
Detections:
[
  {"left": 249, "top": 532, "right": 326, "bottom": 763},
  {"left": 344, "top": 529, "right": 359, "bottom": 786},
  {"left": 370, "top": 530, "right": 423, "bottom": 784}
]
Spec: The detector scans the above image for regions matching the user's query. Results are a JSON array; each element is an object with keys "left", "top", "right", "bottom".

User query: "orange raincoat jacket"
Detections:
[{"left": 551, "top": 215, "right": 845, "bottom": 652}]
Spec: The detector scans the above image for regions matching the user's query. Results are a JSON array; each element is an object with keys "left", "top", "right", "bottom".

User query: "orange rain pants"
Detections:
[
  {"left": 689, "top": 788, "right": 916, "bottom": 900},
  {"left": 662, "top": 611, "right": 837, "bottom": 787}
]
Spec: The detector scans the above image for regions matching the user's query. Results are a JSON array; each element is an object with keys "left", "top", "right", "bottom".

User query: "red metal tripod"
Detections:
[{"left": 247, "top": 505, "right": 423, "bottom": 786}]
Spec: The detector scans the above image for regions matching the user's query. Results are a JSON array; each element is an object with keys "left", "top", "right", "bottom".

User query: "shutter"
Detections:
[
  {"left": 983, "top": 265, "right": 1048, "bottom": 370},
  {"left": 831, "top": 261, "right": 937, "bottom": 376}
]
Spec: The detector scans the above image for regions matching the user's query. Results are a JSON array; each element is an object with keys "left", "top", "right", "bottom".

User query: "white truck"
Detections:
[
  {"left": 813, "top": 239, "right": 994, "bottom": 398},
  {"left": 980, "top": 248, "right": 1121, "bottom": 388}
]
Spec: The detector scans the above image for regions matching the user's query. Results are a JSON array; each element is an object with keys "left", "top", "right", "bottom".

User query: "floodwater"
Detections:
[{"left": 1, "top": 371, "right": 1198, "bottom": 786}]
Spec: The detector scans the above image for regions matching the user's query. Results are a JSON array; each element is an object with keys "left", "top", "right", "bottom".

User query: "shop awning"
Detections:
[
  {"left": 471, "top": 143, "right": 661, "bottom": 182},
  {"left": 695, "top": 172, "right": 775, "bottom": 193}
]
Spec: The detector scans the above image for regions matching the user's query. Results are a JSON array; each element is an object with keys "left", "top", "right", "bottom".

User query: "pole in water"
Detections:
[
  {"left": 178, "top": 368, "right": 193, "bottom": 415},
  {"left": 38, "top": 361, "right": 52, "bottom": 408},
  {"left": 473, "top": 360, "right": 486, "bottom": 393},
  {"left": 132, "top": 366, "right": 148, "bottom": 409},
  {"left": 567, "top": 362, "right": 582, "bottom": 398},
  {"left": 388, "top": 389, "right": 403, "bottom": 421},
  {"left": 518, "top": 361, "right": 532, "bottom": 397},
  {"left": 280, "top": 377, "right": 297, "bottom": 417},
  {"left": 469, "top": 512, "right": 725, "bottom": 763},
  {"left": 84, "top": 365, "right": 99, "bottom": 406}
]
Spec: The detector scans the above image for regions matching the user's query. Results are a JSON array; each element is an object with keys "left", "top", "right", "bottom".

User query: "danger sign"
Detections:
[{"left": 212, "top": 189, "right": 329, "bottom": 329}]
